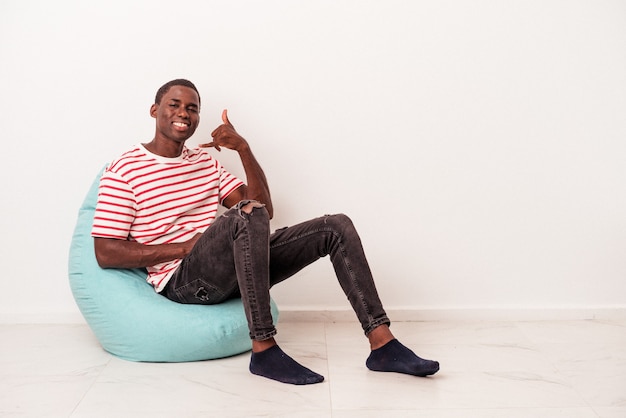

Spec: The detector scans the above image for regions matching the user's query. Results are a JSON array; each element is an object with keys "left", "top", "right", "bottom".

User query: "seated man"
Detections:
[{"left": 93, "top": 79, "right": 439, "bottom": 385}]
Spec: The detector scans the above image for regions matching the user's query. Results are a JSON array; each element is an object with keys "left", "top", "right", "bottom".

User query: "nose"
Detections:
[{"left": 177, "top": 106, "right": 189, "bottom": 118}]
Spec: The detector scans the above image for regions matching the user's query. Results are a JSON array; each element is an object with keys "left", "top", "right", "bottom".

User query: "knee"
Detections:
[
  {"left": 239, "top": 201, "right": 270, "bottom": 226},
  {"left": 227, "top": 200, "right": 269, "bottom": 225},
  {"left": 241, "top": 200, "right": 266, "bottom": 215},
  {"left": 323, "top": 213, "right": 355, "bottom": 234}
]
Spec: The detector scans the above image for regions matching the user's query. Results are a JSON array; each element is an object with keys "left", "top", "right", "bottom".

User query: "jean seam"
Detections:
[
  {"left": 238, "top": 207, "right": 275, "bottom": 340},
  {"left": 336, "top": 238, "right": 373, "bottom": 324}
]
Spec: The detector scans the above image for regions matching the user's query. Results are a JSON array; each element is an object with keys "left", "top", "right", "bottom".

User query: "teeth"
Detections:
[{"left": 173, "top": 122, "right": 187, "bottom": 127}]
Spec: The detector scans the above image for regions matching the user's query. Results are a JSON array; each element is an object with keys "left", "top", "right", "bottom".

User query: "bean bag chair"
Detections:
[{"left": 68, "top": 167, "right": 278, "bottom": 362}]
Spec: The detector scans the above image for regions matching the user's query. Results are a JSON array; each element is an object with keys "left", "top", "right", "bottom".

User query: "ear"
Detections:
[{"left": 149, "top": 103, "right": 158, "bottom": 118}]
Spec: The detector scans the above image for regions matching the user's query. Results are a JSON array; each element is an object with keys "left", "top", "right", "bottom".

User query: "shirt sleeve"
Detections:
[{"left": 91, "top": 169, "right": 137, "bottom": 239}]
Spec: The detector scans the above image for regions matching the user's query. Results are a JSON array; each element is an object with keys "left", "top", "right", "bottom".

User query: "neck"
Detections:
[{"left": 143, "top": 139, "right": 184, "bottom": 158}]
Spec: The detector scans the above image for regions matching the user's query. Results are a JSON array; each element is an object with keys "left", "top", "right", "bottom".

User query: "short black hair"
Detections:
[{"left": 155, "top": 79, "right": 201, "bottom": 105}]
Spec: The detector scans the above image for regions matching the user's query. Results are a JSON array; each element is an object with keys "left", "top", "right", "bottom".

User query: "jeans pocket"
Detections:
[{"left": 174, "top": 278, "right": 226, "bottom": 305}]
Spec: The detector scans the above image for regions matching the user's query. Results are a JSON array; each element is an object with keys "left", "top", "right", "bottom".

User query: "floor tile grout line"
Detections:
[
  {"left": 323, "top": 321, "right": 335, "bottom": 414},
  {"left": 68, "top": 354, "right": 113, "bottom": 417}
]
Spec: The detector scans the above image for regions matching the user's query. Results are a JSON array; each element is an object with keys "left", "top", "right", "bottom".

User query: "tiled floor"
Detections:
[{"left": 1, "top": 319, "right": 625, "bottom": 417}]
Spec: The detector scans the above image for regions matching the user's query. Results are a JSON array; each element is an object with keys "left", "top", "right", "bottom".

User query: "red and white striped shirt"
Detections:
[{"left": 92, "top": 144, "right": 244, "bottom": 292}]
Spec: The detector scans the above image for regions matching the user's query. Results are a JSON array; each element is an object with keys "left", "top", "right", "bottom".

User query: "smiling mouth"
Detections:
[{"left": 173, "top": 122, "right": 188, "bottom": 128}]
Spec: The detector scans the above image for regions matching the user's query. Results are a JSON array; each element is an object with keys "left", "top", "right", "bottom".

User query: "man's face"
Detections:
[{"left": 150, "top": 85, "right": 200, "bottom": 144}]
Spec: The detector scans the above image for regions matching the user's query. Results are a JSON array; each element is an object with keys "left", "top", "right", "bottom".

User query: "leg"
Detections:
[
  {"left": 163, "top": 201, "right": 276, "bottom": 341},
  {"left": 269, "top": 213, "right": 439, "bottom": 377},
  {"left": 268, "top": 213, "right": 390, "bottom": 335},
  {"left": 164, "top": 201, "right": 323, "bottom": 385}
]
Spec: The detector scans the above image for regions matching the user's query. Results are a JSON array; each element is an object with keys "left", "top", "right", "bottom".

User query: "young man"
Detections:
[{"left": 92, "top": 79, "right": 439, "bottom": 385}]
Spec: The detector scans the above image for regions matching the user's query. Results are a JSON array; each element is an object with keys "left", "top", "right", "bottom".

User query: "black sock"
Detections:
[
  {"left": 249, "top": 345, "right": 325, "bottom": 385},
  {"left": 366, "top": 339, "right": 440, "bottom": 377}
]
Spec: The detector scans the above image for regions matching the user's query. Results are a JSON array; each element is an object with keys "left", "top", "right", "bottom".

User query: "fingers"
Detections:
[{"left": 199, "top": 142, "right": 221, "bottom": 151}]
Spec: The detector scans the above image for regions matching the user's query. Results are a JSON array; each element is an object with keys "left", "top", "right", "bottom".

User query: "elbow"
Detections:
[
  {"left": 94, "top": 250, "right": 112, "bottom": 269},
  {"left": 93, "top": 239, "right": 115, "bottom": 269}
]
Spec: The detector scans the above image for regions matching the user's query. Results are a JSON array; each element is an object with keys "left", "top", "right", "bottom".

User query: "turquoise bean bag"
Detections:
[{"left": 68, "top": 168, "right": 278, "bottom": 362}]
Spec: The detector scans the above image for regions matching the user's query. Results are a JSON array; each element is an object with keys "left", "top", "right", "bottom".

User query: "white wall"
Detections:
[{"left": 1, "top": 0, "right": 625, "bottom": 321}]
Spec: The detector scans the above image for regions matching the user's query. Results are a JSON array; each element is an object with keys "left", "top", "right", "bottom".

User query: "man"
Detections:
[{"left": 92, "top": 79, "right": 439, "bottom": 385}]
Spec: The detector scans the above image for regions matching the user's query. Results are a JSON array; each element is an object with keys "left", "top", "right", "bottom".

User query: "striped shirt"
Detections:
[{"left": 92, "top": 144, "right": 244, "bottom": 292}]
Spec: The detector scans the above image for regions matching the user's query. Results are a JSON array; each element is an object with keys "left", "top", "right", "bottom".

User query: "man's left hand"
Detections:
[{"left": 200, "top": 109, "right": 249, "bottom": 152}]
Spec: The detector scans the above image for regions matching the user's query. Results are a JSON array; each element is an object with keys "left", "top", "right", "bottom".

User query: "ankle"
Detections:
[
  {"left": 252, "top": 337, "right": 277, "bottom": 353},
  {"left": 367, "top": 325, "right": 395, "bottom": 350}
]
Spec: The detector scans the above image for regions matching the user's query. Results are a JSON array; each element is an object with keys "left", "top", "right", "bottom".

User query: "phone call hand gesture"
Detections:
[{"left": 200, "top": 109, "right": 248, "bottom": 152}]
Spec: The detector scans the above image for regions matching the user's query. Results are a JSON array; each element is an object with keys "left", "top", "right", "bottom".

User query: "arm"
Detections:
[
  {"left": 200, "top": 110, "right": 274, "bottom": 218},
  {"left": 94, "top": 234, "right": 201, "bottom": 269}
]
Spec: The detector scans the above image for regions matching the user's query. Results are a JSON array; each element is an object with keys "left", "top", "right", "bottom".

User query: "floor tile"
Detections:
[
  {"left": 2, "top": 320, "right": 625, "bottom": 417},
  {"left": 516, "top": 320, "right": 626, "bottom": 345},
  {"left": 386, "top": 320, "right": 534, "bottom": 346},
  {"left": 325, "top": 358, "right": 587, "bottom": 410},
  {"left": 594, "top": 407, "right": 626, "bottom": 418},
  {"left": 0, "top": 324, "right": 109, "bottom": 417},
  {"left": 0, "top": 324, "right": 109, "bottom": 376},
  {"left": 72, "top": 345, "right": 331, "bottom": 417}
]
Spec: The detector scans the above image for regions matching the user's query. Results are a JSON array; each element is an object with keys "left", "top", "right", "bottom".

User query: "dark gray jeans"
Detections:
[{"left": 162, "top": 201, "right": 390, "bottom": 341}]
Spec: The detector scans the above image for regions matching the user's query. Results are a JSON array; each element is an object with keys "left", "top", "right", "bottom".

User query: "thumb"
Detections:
[{"left": 222, "top": 109, "right": 231, "bottom": 126}]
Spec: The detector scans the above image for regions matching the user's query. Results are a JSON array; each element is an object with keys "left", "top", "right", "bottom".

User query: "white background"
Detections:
[{"left": 1, "top": 0, "right": 624, "bottom": 321}]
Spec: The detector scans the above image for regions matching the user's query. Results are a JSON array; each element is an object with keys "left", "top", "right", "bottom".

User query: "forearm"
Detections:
[
  {"left": 94, "top": 237, "right": 192, "bottom": 269},
  {"left": 238, "top": 145, "right": 273, "bottom": 217},
  {"left": 205, "top": 110, "right": 274, "bottom": 217}
]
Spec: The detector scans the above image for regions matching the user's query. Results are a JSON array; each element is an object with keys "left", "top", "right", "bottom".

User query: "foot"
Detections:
[
  {"left": 250, "top": 345, "right": 325, "bottom": 385},
  {"left": 366, "top": 339, "right": 439, "bottom": 377}
]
